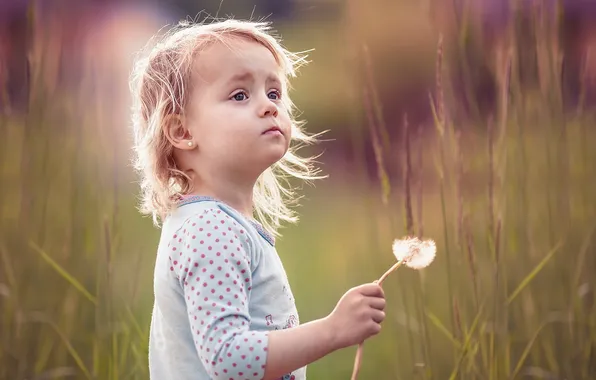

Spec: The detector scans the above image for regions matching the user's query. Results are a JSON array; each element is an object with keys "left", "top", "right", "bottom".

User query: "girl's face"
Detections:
[{"left": 185, "top": 38, "right": 292, "bottom": 180}]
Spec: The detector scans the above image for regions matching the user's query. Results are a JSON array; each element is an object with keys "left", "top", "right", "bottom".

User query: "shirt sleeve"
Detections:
[{"left": 169, "top": 207, "right": 269, "bottom": 380}]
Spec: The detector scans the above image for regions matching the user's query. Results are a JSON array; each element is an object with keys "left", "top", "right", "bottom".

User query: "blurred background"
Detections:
[{"left": 1, "top": 0, "right": 596, "bottom": 379}]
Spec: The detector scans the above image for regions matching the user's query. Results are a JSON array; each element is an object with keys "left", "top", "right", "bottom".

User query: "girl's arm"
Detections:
[
  {"left": 174, "top": 209, "right": 269, "bottom": 380},
  {"left": 262, "top": 317, "right": 335, "bottom": 380},
  {"left": 263, "top": 284, "right": 385, "bottom": 380},
  {"left": 174, "top": 208, "right": 385, "bottom": 380}
]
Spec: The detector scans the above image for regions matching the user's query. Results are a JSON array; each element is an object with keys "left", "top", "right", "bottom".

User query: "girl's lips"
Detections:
[{"left": 263, "top": 126, "right": 282, "bottom": 135}]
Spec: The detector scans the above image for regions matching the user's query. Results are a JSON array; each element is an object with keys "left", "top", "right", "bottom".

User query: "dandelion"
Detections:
[
  {"left": 376, "top": 237, "right": 436, "bottom": 285},
  {"left": 402, "top": 239, "right": 436, "bottom": 270},
  {"left": 350, "top": 236, "right": 437, "bottom": 380}
]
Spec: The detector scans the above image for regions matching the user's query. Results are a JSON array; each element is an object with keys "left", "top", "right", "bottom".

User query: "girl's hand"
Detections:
[
  {"left": 263, "top": 283, "right": 385, "bottom": 379},
  {"left": 325, "top": 283, "right": 386, "bottom": 350}
]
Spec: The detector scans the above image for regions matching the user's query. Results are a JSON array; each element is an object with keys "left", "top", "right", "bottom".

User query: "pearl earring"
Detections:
[{"left": 187, "top": 141, "right": 193, "bottom": 147}]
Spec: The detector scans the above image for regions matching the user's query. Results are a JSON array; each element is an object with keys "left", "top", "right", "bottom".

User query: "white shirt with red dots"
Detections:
[{"left": 149, "top": 196, "right": 305, "bottom": 380}]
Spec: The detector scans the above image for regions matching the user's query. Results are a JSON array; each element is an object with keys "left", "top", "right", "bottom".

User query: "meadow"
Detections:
[{"left": 1, "top": 1, "right": 595, "bottom": 379}]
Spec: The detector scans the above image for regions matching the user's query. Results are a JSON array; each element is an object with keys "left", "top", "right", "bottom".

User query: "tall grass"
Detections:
[
  {"left": 1, "top": 6, "right": 153, "bottom": 378},
  {"left": 1, "top": 2, "right": 595, "bottom": 380},
  {"left": 346, "top": 3, "right": 596, "bottom": 379}
]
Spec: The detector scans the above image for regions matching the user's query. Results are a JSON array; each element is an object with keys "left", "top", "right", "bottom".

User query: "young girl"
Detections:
[{"left": 129, "top": 19, "right": 386, "bottom": 380}]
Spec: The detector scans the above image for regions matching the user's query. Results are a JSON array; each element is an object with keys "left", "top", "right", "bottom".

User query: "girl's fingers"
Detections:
[
  {"left": 368, "top": 297, "right": 386, "bottom": 311},
  {"left": 371, "top": 310, "right": 385, "bottom": 324}
]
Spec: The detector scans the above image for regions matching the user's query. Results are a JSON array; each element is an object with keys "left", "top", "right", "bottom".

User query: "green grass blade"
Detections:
[
  {"left": 506, "top": 240, "right": 563, "bottom": 305},
  {"left": 0, "top": 243, "right": 18, "bottom": 291},
  {"left": 27, "top": 312, "right": 92, "bottom": 380},
  {"left": 121, "top": 302, "right": 148, "bottom": 346},
  {"left": 571, "top": 224, "right": 596, "bottom": 300},
  {"left": 508, "top": 317, "right": 580, "bottom": 379},
  {"left": 510, "top": 321, "right": 548, "bottom": 379},
  {"left": 29, "top": 241, "right": 97, "bottom": 305},
  {"left": 427, "top": 311, "right": 462, "bottom": 349},
  {"left": 448, "top": 301, "right": 485, "bottom": 380},
  {"left": 428, "top": 93, "right": 443, "bottom": 137}
]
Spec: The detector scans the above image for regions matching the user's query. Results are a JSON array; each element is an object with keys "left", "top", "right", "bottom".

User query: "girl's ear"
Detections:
[{"left": 163, "top": 114, "right": 195, "bottom": 150}]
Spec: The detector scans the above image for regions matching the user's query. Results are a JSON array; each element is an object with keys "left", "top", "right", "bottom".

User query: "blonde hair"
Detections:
[{"left": 129, "top": 19, "right": 324, "bottom": 236}]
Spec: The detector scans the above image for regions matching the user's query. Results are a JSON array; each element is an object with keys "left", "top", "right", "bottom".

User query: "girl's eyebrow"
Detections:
[
  {"left": 226, "top": 72, "right": 253, "bottom": 84},
  {"left": 225, "top": 71, "right": 282, "bottom": 86},
  {"left": 267, "top": 75, "right": 282, "bottom": 87}
]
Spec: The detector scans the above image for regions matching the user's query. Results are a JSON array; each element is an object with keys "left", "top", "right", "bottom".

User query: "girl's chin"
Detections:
[{"left": 259, "top": 149, "right": 289, "bottom": 169}]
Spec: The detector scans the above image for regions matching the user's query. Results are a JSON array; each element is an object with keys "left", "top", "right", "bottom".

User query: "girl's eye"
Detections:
[
  {"left": 268, "top": 90, "right": 281, "bottom": 100},
  {"left": 232, "top": 92, "right": 248, "bottom": 101}
]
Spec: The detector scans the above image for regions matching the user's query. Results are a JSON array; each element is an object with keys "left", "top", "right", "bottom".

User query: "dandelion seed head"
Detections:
[
  {"left": 406, "top": 240, "right": 436, "bottom": 269},
  {"left": 392, "top": 236, "right": 436, "bottom": 270},
  {"left": 392, "top": 236, "right": 419, "bottom": 262}
]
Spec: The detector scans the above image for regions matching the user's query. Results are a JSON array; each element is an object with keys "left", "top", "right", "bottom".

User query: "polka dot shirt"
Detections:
[{"left": 149, "top": 197, "right": 305, "bottom": 380}]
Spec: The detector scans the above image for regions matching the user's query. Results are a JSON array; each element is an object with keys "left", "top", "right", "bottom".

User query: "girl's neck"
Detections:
[{"left": 188, "top": 173, "right": 255, "bottom": 220}]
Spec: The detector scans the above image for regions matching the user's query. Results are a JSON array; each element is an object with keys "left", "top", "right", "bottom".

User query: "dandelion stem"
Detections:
[
  {"left": 377, "top": 261, "right": 406, "bottom": 285},
  {"left": 351, "top": 344, "right": 364, "bottom": 380},
  {"left": 351, "top": 259, "right": 409, "bottom": 380}
]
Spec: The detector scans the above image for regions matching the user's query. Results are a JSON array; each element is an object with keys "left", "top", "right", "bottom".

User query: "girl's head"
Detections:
[{"left": 129, "top": 19, "right": 322, "bottom": 235}]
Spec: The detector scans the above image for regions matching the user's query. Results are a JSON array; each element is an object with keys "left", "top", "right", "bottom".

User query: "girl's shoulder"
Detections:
[{"left": 164, "top": 195, "right": 275, "bottom": 247}]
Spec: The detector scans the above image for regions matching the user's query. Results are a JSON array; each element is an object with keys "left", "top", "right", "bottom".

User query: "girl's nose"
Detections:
[{"left": 258, "top": 96, "right": 278, "bottom": 118}]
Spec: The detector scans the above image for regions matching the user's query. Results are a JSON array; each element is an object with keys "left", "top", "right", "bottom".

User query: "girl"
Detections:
[{"left": 129, "top": 19, "right": 386, "bottom": 380}]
